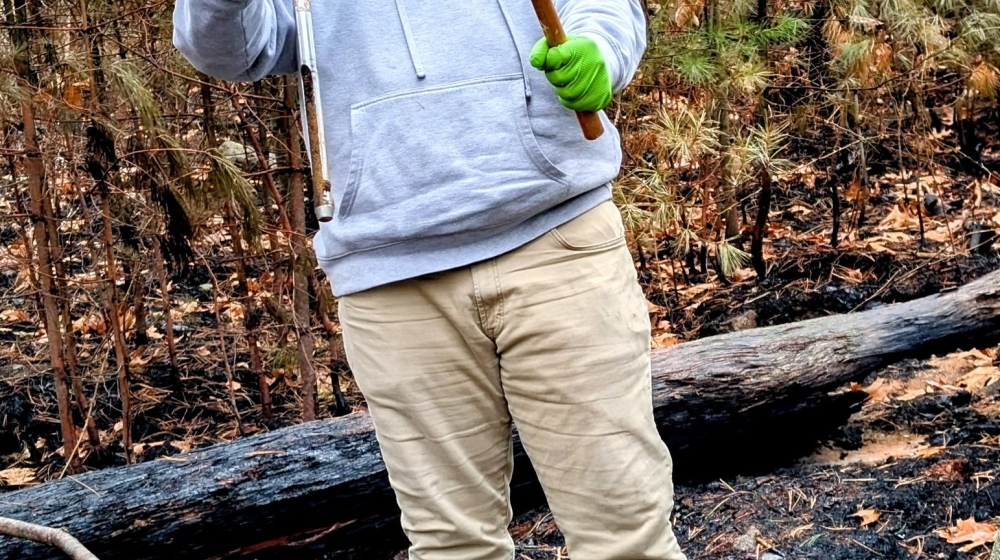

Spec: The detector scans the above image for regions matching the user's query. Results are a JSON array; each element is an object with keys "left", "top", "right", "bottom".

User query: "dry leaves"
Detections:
[
  {"left": 0, "top": 309, "right": 29, "bottom": 322},
  {"left": 916, "top": 445, "right": 946, "bottom": 459},
  {"left": 0, "top": 467, "right": 37, "bottom": 487},
  {"left": 652, "top": 332, "right": 680, "bottom": 348},
  {"left": 72, "top": 313, "right": 107, "bottom": 336},
  {"left": 832, "top": 266, "right": 864, "bottom": 283},
  {"left": 957, "top": 366, "right": 1000, "bottom": 391},
  {"left": 878, "top": 204, "right": 919, "bottom": 230},
  {"left": 222, "top": 301, "right": 245, "bottom": 323},
  {"left": 924, "top": 226, "right": 953, "bottom": 244},
  {"left": 854, "top": 508, "right": 881, "bottom": 527},
  {"left": 788, "top": 523, "right": 814, "bottom": 539},
  {"left": 920, "top": 458, "right": 971, "bottom": 482},
  {"left": 649, "top": 311, "right": 680, "bottom": 349},
  {"left": 943, "top": 348, "right": 996, "bottom": 366},
  {"left": 173, "top": 300, "right": 201, "bottom": 317},
  {"left": 647, "top": 300, "right": 666, "bottom": 314},
  {"left": 129, "top": 347, "right": 152, "bottom": 368},
  {"left": 854, "top": 378, "right": 897, "bottom": 403},
  {"left": 63, "top": 81, "right": 89, "bottom": 108},
  {"left": 845, "top": 177, "right": 868, "bottom": 204},
  {"left": 934, "top": 517, "right": 998, "bottom": 552}
]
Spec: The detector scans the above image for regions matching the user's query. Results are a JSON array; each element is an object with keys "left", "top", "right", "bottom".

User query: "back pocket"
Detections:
[{"left": 336, "top": 75, "right": 570, "bottom": 252}]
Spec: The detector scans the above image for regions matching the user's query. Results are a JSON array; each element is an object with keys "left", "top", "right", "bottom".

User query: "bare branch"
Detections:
[{"left": 0, "top": 517, "right": 100, "bottom": 560}]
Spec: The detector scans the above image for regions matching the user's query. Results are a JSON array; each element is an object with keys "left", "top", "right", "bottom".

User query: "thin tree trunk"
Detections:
[
  {"left": 914, "top": 170, "right": 927, "bottom": 247},
  {"left": 128, "top": 259, "right": 149, "bottom": 346},
  {"left": 232, "top": 90, "right": 292, "bottom": 233},
  {"left": 201, "top": 257, "right": 246, "bottom": 437},
  {"left": 75, "top": 0, "right": 104, "bottom": 108},
  {"left": 755, "top": 0, "right": 768, "bottom": 22},
  {"left": 99, "top": 190, "right": 132, "bottom": 463},
  {"left": 199, "top": 77, "right": 245, "bottom": 433},
  {"left": 751, "top": 166, "right": 772, "bottom": 279},
  {"left": 53, "top": 180, "right": 102, "bottom": 450},
  {"left": 151, "top": 237, "right": 181, "bottom": 385},
  {"left": 852, "top": 94, "right": 869, "bottom": 232},
  {"left": 48, "top": 132, "right": 100, "bottom": 451},
  {"left": 718, "top": 94, "right": 740, "bottom": 242},
  {"left": 311, "top": 274, "right": 350, "bottom": 416},
  {"left": 11, "top": 0, "right": 78, "bottom": 464},
  {"left": 233, "top": 91, "right": 278, "bottom": 421},
  {"left": 283, "top": 78, "right": 318, "bottom": 422},
  {"left": 225, "top": 215, "right": 267, "bottom": 420}
]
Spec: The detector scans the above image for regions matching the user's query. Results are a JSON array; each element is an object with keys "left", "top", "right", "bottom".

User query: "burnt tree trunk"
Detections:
[
  {"left": 283, "top": 78, "right": 318, "bottom": 422},
  {"left": 2, "top": 269, "right": 1000, "bottom": 560},
  {"left": 10, "top": 0, "right": 78, "bottom": 464}
]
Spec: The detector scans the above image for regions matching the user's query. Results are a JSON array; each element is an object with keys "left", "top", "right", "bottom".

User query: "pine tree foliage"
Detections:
[{"left": 619, "top": 0, "right": 1000, "bottom": 278}]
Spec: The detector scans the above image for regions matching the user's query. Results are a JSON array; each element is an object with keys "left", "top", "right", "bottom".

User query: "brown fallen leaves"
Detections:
[
  {"left": 854, "top": 508, "right": 881, "bottom": 527},
  {"left": 920, "top": 458, "right": 972, "bottom": 482},
  {"left": 0, "top": 309, "right": 29, "bottom": 322},
  {"left": 647, "top": 300, "right": 680, "bottom": 349},
  {"left": 851, "top": 347, "right": 1000, "bottom": 405},
  {"left": 0, "top": 467, "right": 37, "bottom": 487},
  {"left": 71, "top": 313, "right": 108, "bottom": 336},
  {"left": 855, "top": 378, "right": 895, "bottom": 403},
  {"left": 934, "top": 517, "right": 998, "bottom": 552}
]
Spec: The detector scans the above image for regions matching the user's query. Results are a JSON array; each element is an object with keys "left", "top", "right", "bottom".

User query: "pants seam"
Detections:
[
  {"left": 471, "top": 266, "right": 490, "bottom": 336},
  {"left": 492, "top": 259, "right": 505, "bottom": 336}
]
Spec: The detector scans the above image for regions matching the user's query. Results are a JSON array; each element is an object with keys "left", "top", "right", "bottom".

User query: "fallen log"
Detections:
[{"left": 2, "top": 269, "right": 999, "bottom": 560}]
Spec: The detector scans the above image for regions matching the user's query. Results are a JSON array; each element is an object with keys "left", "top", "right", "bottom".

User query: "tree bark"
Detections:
[
  {"left": 2, "top": 269, "right": 1000, "bottom": 560},
  {"left": 99, "top": 189, "right": 132, "bottom": 464},
  {"left": 283, "top": 78, "right": 318, "bottom": 422},
  {"left": 11, "top": 0, "right": 78, "bottom": 464},
  {"left": 151, "top": 237, "right": 181, "bottom": 385},
  {"left": 751, "top": 166, "right": 772, "bottom": 279},
  {"left": 718, "top": 94, "right": 740, "bottom": 242}
]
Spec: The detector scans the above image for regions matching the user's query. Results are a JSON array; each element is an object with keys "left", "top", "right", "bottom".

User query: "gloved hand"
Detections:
[{"left": 529, "top": 35, "right": 613, "bottom": 112}]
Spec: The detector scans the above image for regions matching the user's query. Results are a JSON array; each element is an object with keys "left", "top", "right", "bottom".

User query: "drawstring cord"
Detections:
[
  {"left": 394, "top": 0, "right": 426, "bottom": 79},
  {"left": 394, "top": 0, "right": 536, "bottom": 95},
  {"left": 496, "top": 0, "right": 532, "bottom": 98}
]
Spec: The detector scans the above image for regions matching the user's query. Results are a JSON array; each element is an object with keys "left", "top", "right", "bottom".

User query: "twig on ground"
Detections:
[{"left": 0, "top": 517, "right": 100, "bottom": 560}]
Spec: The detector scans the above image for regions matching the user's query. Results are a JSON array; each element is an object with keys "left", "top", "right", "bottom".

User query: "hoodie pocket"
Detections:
[{"left": 335, "top": 74, "right": 569, "bottom": 253}]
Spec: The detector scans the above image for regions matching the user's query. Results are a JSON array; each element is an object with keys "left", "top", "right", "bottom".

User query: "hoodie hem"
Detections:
[{"left": 318, "top": 185, "right": 612, "bottom": 296}]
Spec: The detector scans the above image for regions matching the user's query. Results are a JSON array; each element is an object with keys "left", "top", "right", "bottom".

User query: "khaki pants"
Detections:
[{"left": 340, "top": 200, "right": 687, "bottom": 560}]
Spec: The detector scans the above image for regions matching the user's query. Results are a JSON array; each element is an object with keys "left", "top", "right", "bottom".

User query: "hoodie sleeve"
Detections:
[
  {"left": 173, "top": 0, "right": 297, "bottom": 82},
  {"left": 556, "top": 0, "right": 647, "bottom": 93}
]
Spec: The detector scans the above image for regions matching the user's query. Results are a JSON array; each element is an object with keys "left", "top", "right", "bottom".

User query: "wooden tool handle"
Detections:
[{"left": 530, "top": 0, "right": 605, "bottom": 141}]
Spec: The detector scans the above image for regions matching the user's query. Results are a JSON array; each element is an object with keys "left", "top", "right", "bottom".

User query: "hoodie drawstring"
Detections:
[
  {"left": 496, "top": 0, "right": 532, "bottom": 99},
  {"left": 394, "top": 0, "right": 533, "bottom": 94},
  {"left": 394, "top": 0, "right": 426, "bottom": 79}
]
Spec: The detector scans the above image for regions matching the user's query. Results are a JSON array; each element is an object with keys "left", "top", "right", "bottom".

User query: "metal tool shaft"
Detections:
[{"left": 294, "top": 0, "right": 334, "bottom": 222}]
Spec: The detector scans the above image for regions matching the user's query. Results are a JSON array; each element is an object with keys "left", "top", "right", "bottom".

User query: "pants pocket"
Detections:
[{"left": 548, "top": 200, "right": 626, "bottom": 252}]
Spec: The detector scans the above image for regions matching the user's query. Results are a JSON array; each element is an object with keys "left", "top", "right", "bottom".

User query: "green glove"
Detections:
[{"left": 529, "top": 35, "right": 613, "bottom": 112}]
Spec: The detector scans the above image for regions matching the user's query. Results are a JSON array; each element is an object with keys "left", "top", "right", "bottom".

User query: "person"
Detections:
[{"left": 172, "top": 1, "right": 688, "bottom": 558}]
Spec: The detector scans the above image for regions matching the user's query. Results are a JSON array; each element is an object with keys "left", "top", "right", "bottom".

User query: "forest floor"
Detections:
[
  {"left": 503, "top": 348, "right": 1000, "bottom": 560},
  {"left": 3, "top": 113, "right": 1000, "bottom": 559}
]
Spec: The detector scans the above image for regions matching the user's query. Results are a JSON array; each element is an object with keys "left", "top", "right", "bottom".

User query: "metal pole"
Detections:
[{"left": 294, "top": 0, "right": 334, "bottom": 222}]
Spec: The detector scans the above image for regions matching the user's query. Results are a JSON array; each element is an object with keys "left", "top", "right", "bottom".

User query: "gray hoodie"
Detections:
[{"left": 173, "top": 0, "right": 646, "bottom": 296}]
